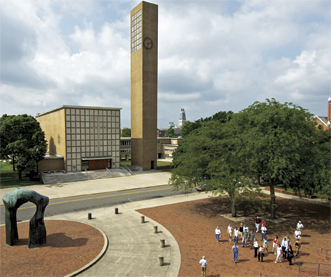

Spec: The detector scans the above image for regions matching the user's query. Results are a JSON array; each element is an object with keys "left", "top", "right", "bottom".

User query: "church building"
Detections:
[{"left": 36, "top": 105, "right": 121, "bottom": 172}]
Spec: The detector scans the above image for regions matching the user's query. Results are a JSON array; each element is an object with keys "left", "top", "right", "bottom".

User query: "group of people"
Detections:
[{"left": 200, "top": 218, "right": 304, "bottom": 275}]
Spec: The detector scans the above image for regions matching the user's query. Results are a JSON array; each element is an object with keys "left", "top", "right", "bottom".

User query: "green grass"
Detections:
[
  {"left": 0, "top": 162, "right": 41, "bottom": 189},
  {"left": 120, "top": 160, "right": 131, "bottom": 167},
  {"left": 120, "top": 159, "right": 173, "bottom": 169}
]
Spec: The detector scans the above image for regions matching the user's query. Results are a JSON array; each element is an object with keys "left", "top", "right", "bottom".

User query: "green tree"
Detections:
[
  {"left": 121, "top": 127, "right": 131, "bottom": 137},
  {"left": 288, "top": 127, "right": 331, "bottom": 199},
  {"left": 180, "top": 111, "right": 233, "bottom": 138},
  {"left": 169, "top": 119, "right": 261, "bottom": 217},
  {"left": 0, "top": 114, "right": 47, "bottom": 181},
  {"left": 164, "top": 127, "right": 176, "bottom": 138},
  {"left": 234, "top": 99, "right": 317, "bottom": 218}
]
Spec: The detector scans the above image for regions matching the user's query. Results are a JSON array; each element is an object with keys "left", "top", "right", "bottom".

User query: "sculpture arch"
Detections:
[{"left": 2, "top": 188, "right": 49, "bottom": 248}]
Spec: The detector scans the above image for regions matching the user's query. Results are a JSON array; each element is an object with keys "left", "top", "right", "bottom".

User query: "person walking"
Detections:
[
  {"left": 199, "top": 256, "right": 207, "bottom": 277},
  {"left": 272, "top": 235, "right": 278, "bottom": 253},
  {"left": 281, "top": 237, "right": 288, "bottom": 259},
  {"left": 287, "top": 245, "right": 294, "bottom": 265},
  {"left": 249, "top": 231, "right": 256, "bottom": 250},
  {"left": 295, "top": 239, "right": 302, "bottom": 256},
  {"left": 233, "top": 227, "right": 239, "bottom": 244},
  {"left": 263, "top": 237, "right": 269, "bottom": 253},
  {"left": 297, "top": 221, "right": 304, "bottom": 231},
  {"left": 227, "top": 224, "right": 233, "bottom": 242},
  {"left": 239, "top": 223, "right": 244, "bottom": 240},
  {"left": 275, "top": 244, "right": 282, "bottom": 263},
  {"left": 215, "top": 227, "right": 221, "bottom": 242},
  {"left": 242, "top": 229, "right": 249, "bottom": 247},
  {"left": 258, "top": 245, "right": 264, "bottom": 262},
  {"left": 261, "top": 225, "right": 267, "bottom": 241},
  {"left": 255, "top": 216, "right": 261, "bottom": 232},
  {"left": 253, "top": 238, "right": 259, "bottom": 258},
  {"left": 286, "top": 235, "right": 291, "bottom": 247},
  {"left": 295, "top": 229, "right": 302, "bottom": 240},
  {"left": 232, "top": 242, "right": 239, "bottom": 263}
]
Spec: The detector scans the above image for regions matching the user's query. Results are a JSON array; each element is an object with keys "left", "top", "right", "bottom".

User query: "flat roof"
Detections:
[{"left": 36, "top": 105, "right": 122, "bottom": 117}]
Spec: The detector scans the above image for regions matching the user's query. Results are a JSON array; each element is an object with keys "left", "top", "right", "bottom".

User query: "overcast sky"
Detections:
[{"left": 1, "top": 0, "right": 330, "bottom": 129}]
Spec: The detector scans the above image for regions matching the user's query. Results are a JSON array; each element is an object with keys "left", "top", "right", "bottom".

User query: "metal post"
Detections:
[
  {"left": 88, "top": 213, "right": 92, "bottom": 220},
  {"left": 141, "top": 216, "right": 145, "bottom": 223},
  {"left": 154, "top": 225, "right": 158, "bottom": 233},
  {"left": 159, "top": 256, "right": 164, "bottom": 266},
  {"left": 160, "top": 239, "right": 165, "bottom": 248},
  {"left": 115, "top": 208, "right": 118, "bottom": 214}
]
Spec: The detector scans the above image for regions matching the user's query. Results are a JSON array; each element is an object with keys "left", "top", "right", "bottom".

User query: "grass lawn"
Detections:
[
  {"left": 0, "top": 162, "right": 41, "bottom": 189},
  {"left": 120, "top": 160, "right": 173, "bottom": 167}
]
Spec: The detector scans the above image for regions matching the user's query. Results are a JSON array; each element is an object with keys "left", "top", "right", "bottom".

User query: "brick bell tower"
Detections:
[{"left": 130, "top": 1, "right": 158, "bottom": 170}]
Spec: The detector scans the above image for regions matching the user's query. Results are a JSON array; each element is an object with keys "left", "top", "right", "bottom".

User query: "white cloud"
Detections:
[{"left": 0, "top": 0, "right": 330, "bottom": 128}]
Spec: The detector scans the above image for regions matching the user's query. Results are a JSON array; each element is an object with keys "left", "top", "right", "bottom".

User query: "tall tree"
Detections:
[
  {"left": 233, "top": 99, "right": 316, "bottom": 218},
  {"left": 169, "top": 119, "right": 260, "bottom": 217},
  {"left": 0, "top": 114, "right": 47, "bottom": 181}
]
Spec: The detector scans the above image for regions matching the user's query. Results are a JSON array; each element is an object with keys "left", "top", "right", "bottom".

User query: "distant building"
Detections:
[
  {"left": 313, "top": 98, "right": 331, "bottom": 130},
  {"left": 157, "top": 129, "right": 166, "bottom": 137},
  {"left": 36, "top": 105, "right": 121, "bottom": 172},
  {"left": 178, "top": 108, "right": 186, "bottom": 127},
  {"left": 168, "top": 122, "right": 175, "bottom": 129}
]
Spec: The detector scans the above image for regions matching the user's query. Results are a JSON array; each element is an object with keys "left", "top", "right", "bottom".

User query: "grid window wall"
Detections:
[{"left": 65, "top": 108, "right": 121, "bottom": 171}]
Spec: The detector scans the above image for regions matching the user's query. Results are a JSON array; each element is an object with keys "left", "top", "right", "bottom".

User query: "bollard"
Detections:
[
  {"left": 115, "top": 208, "right": 118, "bottom": 214},
  {"left": 154, "top": 225, "right": 158, "bottom": 234},
  {"left": 141, "top": 216, "right": 145, "bottom": 223},
  {"left": 160, "top": 239, "right": 165, "bottom": 248},
  {"left": 88, "top": 213, "right": 92, "bottom": 220},
  {"left": 159, "top": 256, "right": 164, "bottom": 266}
]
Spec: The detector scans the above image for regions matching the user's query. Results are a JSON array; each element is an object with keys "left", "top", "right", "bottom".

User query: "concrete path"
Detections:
[{"left": 1, "top": 170, "right": 329, "bottom": 276}]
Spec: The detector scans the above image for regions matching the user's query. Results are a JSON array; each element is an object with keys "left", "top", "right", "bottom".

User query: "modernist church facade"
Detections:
[{"left": 36, "top": 105, "right": 121, "bottom": 172}]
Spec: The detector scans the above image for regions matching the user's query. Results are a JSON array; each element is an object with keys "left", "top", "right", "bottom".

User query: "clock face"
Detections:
[{"left": 143, "top": 37, "right": 153, "bottom": 49}]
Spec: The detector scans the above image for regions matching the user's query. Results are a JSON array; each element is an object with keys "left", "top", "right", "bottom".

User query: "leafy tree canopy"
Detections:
[
  {"left": 121, "top": 127, "right": 131, "bottom": 137},
  {"left": 170, "top": 119, "right": 265, "bottom": 217},
  {"left": 233, "top": 98, "right": 318, "bottom": 218},
  {"left": 180, "top": 111, "right": 233, "bottom": 138},
  {"left": 164, "top": 127, "right": 176, "bottom": 138},
  {"left": 0, "top": 114, "right": 47, "bottom": 181}
]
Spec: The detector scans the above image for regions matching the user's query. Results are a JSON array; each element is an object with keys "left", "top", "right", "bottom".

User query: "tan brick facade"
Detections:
[
  {"left": 131, "top": 1, "right": 158, "bottom": 170},
  {"left": 36, "top": 106, "right": 121, "bottom": 172}
]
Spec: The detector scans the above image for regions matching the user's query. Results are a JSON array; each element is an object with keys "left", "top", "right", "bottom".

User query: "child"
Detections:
[{"left": 263, "top": 237, "right": 269, "bottom": 253}]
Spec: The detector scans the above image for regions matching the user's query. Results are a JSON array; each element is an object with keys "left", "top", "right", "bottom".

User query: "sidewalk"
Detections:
[
  {"left": 1, "top": 171, "right": 329, "bottom": 276},
  {"left": 0, "top": 171, "right": 211, "bottom": 277}
]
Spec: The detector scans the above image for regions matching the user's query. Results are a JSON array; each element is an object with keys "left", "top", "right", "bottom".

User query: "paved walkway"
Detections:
[{"left": 1, "top": 170, "right": 329, "bottom": 276}]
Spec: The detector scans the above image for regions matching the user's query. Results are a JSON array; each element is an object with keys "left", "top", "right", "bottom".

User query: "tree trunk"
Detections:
[
  {"left": 231, "top": 198, "right": 237, "bottom": 217},
  {"left": 269, "top": 178, "right": 276, "bottom": 219},
  {"left": 18, "top": 169, "right": 22, "bottom": 181}
]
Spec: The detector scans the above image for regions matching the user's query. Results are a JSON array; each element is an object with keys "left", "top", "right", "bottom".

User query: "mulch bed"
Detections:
[
  {"left": 0, "top": 220, "right": 105, "bottom": 277},
  {"left": 138, "top": 196, "right": 331, "bottom": 277}
]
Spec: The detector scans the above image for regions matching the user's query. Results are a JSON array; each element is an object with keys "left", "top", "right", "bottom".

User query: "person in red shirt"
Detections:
[{"left": 272, "top": 235, "right": 279, "bottom": 253}]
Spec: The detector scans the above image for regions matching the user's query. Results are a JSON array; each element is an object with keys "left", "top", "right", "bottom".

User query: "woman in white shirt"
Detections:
[{"left": 275, "top": 244, "right": 282, "bottom": 263}]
